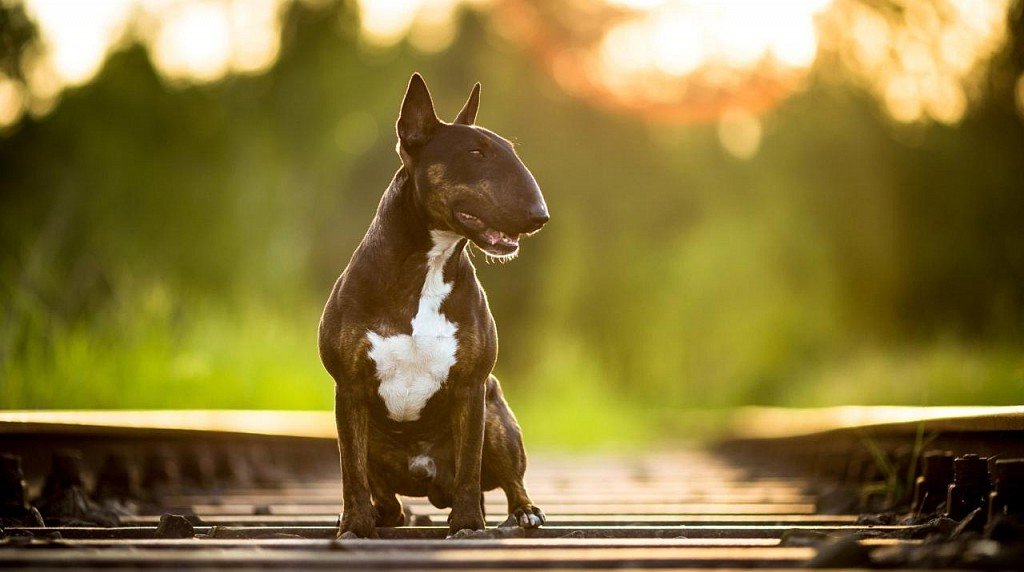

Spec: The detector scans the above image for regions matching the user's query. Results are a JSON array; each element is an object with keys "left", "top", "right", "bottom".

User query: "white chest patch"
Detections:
[{"left": 367, "top": 230, "right": 462, "bottom": 422}]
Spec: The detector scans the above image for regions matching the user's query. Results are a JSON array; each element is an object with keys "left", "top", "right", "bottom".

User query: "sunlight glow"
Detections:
[
  {"left": 717, "top": 108, "right": 762, "bottom": 159},
  {"left": 512, "top": 0, "right": 839, "bottom": 134},
  {"left": 605, "top": 0, "right": 666, "bottom": 9},
  {"left": 227, "top": 0, "right": 281, "bottom": 73},
  {"left": 651, "top": 12, "right": 703, "bottom": 75},
  {"left": 510, "top": 0, "right": 1012, "bottom": 134},
  {"left": 822, "top": 0, "right": 1010, "bottom": 124},
  {"left": 0, "top": 75, "right": 24, "bottom": 128},
  {"left": 12, "top": 0, "right": 286, "bottom": 124},
  {"left": 25, "top": 0, "right": 134, "bottom": 86},
  {"left": 19, "top": 0, "right": 468, "bottom": 96},
  {"left": 357, "top": 0, "right": 480, "bottom": 52},
  {"left": 6, "top": 0, "right": 1017, "bottom": 133},
  {"left": 358, "top": 0, "right": 421, "bottom": 46},
  {"left": 594, "top": 0, "right": 830, "bottom": 106},
  {"left": 152, "top": 2, "right": 234, "bottom": 82},
  {"left": 1016, "top": 74, "right": 1024, "bottom": 122},
  {"left": 149, "top": 0, "right": 282, "bottom": 82},
  {"left": 8, "top": 0, "right": 475, "bottom": 128}
]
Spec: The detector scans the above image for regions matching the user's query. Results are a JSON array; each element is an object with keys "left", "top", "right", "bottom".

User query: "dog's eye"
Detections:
[{"left": 469, "top": 149, "right": 484, "bottom": 158}]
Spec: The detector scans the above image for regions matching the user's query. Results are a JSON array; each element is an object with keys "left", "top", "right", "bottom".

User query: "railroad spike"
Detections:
[
  {"left": 93, "top": 453, "right": 139, "bottom": 501},
  {"left": 141, "top": 446, "right": 181, "bottom": 498},
  {"left": 913, "top": 450, "right": 955, "bottom": 516},
  {"left": 34, "top": 450, "right": 120, "bottom": 527},
  {"left": 0, "top": 453, "right": 45, "bottom": 528},
  {"left": 945, "top": 454, "right": 991, "bottom": 530}
]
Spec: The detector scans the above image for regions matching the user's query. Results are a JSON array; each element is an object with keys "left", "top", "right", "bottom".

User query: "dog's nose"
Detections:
[{"left": 527, "top": 208, "right": 549, "bottom": 231}]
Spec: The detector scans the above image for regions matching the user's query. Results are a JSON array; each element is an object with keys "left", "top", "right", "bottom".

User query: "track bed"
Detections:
[{"left": 2, "top": 408, "right": 1022, "bottom": 568}]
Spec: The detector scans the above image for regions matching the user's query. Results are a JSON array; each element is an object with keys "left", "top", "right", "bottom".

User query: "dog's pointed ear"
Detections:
[
  {"left": 453, "top": 82, "right": 481, "bottom": 126},
  {"left": 397, "top": 73, "right": 441, "bottom": 151}
]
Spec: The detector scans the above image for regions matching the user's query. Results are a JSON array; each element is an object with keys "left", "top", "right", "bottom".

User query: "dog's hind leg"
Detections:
[
  {"left": 481, "top": 375, "right": 545, "bottom": 529},
  {"left": 367, "top": 441, "right": 413, "bottom": 527},
  {"left": 369, "top": 476, "right": 406, "bottom": 527}
]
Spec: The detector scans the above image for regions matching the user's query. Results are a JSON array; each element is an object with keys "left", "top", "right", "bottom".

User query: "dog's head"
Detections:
[{"left": 396, "top": 73, "right": 549, "bottom": 260}]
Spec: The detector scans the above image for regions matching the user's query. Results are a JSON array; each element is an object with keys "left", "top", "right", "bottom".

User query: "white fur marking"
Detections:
[
  {"left": 368, "top": 230, "right": 461, "bottom": 421},
  {"left": 408, "top": 454, "right": 437, "bottom": 478}
]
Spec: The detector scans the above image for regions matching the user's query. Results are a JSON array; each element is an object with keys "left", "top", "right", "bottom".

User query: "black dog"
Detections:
[{"left": 318, "top": 73, "right": 549, "bottom": 538}]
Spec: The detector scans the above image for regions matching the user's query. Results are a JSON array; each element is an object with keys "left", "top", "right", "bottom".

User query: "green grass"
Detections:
[
  {"left": 2, "top": 283, "right": 1021, "bottom": 448},
  {"left": 784, "top": 342, "right": 1024, "bottom": 407},
  {"left": 1, "top": 285, "right": 332, "bottom": 410}
]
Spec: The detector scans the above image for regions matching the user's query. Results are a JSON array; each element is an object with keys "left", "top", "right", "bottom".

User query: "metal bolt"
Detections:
[
  {"left": 0, "top": 453, "right": 45, "bottom": 527},
  {"left": 93, "top": 453, "right": 139, "bottom": 501},
  {"left": 142, "top": 447, "right": 181, "bottom": 496},
  {"left": 1, "top": 453, "right": 29, "bottom": 511},
  {"left": 179, "top": 446, "right": 216, "bottom": 490},
  {"left": 913, "top": 450, "right": 954, "bottom": 515},
  {"left": 41, "top": 450, "right": 85, "bottom": 495},
  {"left": 34, "top": 449, "right": 119, "bottom": 526},
  {"left": 945, "top": 454, "right": 991, "bottom": 527},
  {"left": 989, "top": 458, "right": 1024, "bottom": 521}
]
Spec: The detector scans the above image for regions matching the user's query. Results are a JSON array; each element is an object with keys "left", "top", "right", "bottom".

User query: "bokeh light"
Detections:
[
  {"left": 24, "top": 0, "right": 133, "bottom": 86},
  {"left": 6, "top": 0, "right": 1016, "bottom": 136},
  {"left": 821, "top": 0, "right": 1011, "bottom": 124},
  {"left": 11, "top": 0, "right": 287, "bottom": 119},
  {"left": 491, "top": 0, "right": 831, "bottom": 128},
  {"left": 0, "top": 74, "right": 23, "bottom": 126},
  {"left": 356, "top": 0, "right": 481, "bottom": 51},
  {"left": 149, "top": 0, "right": 282, "bottom": 82},
  {"left": 2, "top": 0, "right": 1023, "bottom": 440}
]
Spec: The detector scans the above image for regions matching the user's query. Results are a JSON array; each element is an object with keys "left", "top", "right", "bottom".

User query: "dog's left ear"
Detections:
[
  {"left": 397, "top": 73, "right": 442, "bottom": 151},
  {"left": 453, "top": 82, "right": 481, "bottom": 126}
]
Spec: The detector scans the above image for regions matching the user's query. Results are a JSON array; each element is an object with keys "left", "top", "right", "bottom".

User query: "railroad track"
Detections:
[{"left": 1, "top": 408, "right": 1022, "bottom": 568}]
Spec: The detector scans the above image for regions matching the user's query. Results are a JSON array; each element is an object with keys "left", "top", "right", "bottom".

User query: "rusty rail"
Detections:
[{"left": 2, "top": 407, "right": 1023, "bottom": 568}]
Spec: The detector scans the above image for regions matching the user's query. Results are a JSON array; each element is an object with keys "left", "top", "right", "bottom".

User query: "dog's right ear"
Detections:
[
  {"left": 454, "top": 82, "right": 480, "bottom": 125},
  {"left": 397, "top": 73, "right": 441, "bottom": 153}
]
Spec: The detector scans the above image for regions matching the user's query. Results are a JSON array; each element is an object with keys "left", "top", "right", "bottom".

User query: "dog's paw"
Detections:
[
  {"left": 338, "top": 511, "right": 378, "bottom": 539},
  {"left": 446, "top": 528, "right": 491, "bottom": 540},
  {"left": 412, "top": 513, "right": 434, "bottom": 526},
  {"left": 373, "top": 506, "right": 406, "bottom": 528},
  {"left": 499, "top": 505, "right": 545, "bottom": 529},
  {"left": 447, "top": 511, "right": 486, "bottom": 537}
]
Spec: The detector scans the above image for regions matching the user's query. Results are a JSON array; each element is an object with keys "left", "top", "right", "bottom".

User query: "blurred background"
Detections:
[{"left": 1, "top": 0, "right": 1022, "bottom": 447}]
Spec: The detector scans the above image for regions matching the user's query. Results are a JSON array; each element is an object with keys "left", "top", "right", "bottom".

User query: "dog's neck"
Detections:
[
  {"left": 363, "top": 168, "right": 468, "bottom": 280},
  {"left": 360, "top": 167, "right": 467, "bottom": 423}
]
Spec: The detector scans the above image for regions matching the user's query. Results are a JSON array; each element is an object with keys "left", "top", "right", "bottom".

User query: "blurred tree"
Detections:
[
  {"left": 0, "top": 0, "right": 1021, "bottom": 421},
  {"left": 0, "top": 1, "right": 37, "bottom": 84}
]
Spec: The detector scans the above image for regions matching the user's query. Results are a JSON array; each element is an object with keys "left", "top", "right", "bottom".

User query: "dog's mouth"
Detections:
[{"left": 454, "top": 211, "right": 520, "bottom": 257}]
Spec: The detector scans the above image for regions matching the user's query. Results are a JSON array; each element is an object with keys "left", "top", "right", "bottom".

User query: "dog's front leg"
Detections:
[
  {"left": 447, "top": 380, "right": 487, "bottom": 536},
  {"left": 334, "top": 384, "right": 376, "bottom": 538}
]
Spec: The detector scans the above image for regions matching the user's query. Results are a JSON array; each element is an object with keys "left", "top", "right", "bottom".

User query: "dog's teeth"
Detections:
[
  {"left": 482, "top": 229, "right": 501, "bottom": 245},
  {"left": 481, "top": 228, "right": 521, "bottom": 249},
  {"left": 498, "top": 233, "right": 520, "bottom": 246}
]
